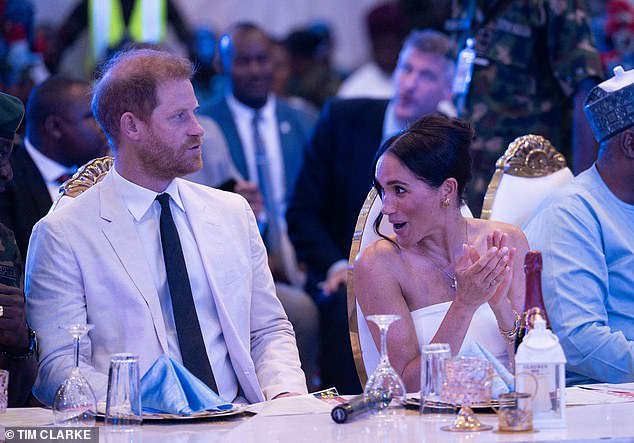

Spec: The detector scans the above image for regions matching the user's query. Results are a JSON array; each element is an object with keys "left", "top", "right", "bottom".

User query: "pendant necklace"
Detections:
[{"left": 425, "top": 220, "right": 468, "bottom": 291}]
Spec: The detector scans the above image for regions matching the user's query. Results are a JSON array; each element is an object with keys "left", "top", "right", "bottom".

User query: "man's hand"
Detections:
[
  {"left": 234, "top": 180, "right": 264, "bottom": 215},
  {"left": 0, "top": 283, "right": 29, "bottom": 352}
]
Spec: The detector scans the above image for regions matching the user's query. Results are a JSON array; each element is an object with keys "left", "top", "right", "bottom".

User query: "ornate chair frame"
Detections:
[
  {"left": 50, "top": 155, "right": 114, "bottom": 211},
  {"left": 481, "top": 134, "right": 570, "bottom": 223}
]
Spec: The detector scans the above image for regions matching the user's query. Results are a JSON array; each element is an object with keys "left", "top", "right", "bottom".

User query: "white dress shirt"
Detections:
[
  {"left": 110, "top": 167, "right": 239, "bottom": 401},
  {"left": 24, "top": 138, "right": 76, "bottom": 201},
  {"left": 226, "top": 94, "right": 286, "bottom": 214}
]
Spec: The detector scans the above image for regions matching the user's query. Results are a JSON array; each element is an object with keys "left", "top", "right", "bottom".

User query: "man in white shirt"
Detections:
[
  {"left": 0, "top": 76, "right": 109, "bottom": 258},
  {"left": 26, "top": 48, "right": 306, "bottom": 405}
]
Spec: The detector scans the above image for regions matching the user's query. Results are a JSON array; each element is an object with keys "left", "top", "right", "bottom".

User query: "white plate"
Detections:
[
  {"left": 407, "top": 397, "right": 506, "bottom": 410},
  {"left": 97, "top": 402, "right": 248, "bottom": 421}
]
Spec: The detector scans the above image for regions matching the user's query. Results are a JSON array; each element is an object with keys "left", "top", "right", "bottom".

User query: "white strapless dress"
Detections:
[{"left": 410, "top": 301, "right": 509, "bottom": 368}]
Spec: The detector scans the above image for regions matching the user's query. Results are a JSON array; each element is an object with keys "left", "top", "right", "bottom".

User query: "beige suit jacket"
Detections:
[{"left": 26, "top": 172, "right": 306, "bottom": 405}]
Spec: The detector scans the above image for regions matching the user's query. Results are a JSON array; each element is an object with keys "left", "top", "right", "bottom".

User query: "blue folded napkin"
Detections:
[
  {"left": 140, "top": 355, "right": 233, "bottom": 414},
  {"left": 459, "top": 342, "right": 514, "bottom": 398}
]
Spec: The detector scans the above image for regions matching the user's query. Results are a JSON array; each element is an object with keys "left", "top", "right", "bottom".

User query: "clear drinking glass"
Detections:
[
  {"left": 53, "top": 324, "right": 98, "bottom": 426},
  {"left": 105, "top": 353, "right": 142, "bottom": 426},
  {"left": 496, "top": 391, "right": 533, "bottom": 432},
  {"left": 363, "top": 314, "right": 407, "bottom": 418},
  {"left": 420, "top": 343, "right": 454, "bottom": 417}
]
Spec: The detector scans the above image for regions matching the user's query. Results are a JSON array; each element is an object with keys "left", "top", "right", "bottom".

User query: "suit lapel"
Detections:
[
  {"left": 276, "top": 104, "right": 303, "bottom": 196},
  {"left": 217, "top": 100, "right": 250, "bottom": 180},
  {"left": 98, "top": 174, "right": 169, "bottom": 353},
  {"left": 179, "top": 185, "right": 251, "bottom": 370},
  {"left": 15, "top": 147, "right": 53, "bottom": 216},
  {"left": 179, "top": 185, "right": 227, "bottom": 314}
]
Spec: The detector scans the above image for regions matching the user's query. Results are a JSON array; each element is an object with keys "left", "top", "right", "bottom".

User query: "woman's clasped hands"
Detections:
[{"left": 454, "top": 230, "right": 516, "bottom": 311}]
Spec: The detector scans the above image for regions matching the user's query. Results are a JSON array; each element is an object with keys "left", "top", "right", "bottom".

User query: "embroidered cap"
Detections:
[
  {"left": 0, "top": 91, "right": 25, "bottom": 140},
  {"left": 584, "top": 65, "right": 634, "bottom": 143}
]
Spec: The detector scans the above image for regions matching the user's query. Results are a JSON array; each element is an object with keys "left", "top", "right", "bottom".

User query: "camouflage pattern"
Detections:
[
  {"left": 446, "top": 0, "right": 603, "bottom": 215},
  {"left": 0, "top": 222, "right": 21, "bottom": 288}
]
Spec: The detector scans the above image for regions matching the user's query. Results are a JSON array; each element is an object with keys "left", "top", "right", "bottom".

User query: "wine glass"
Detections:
[
  {"left": 53, "top": 324, "right": 98, "bottom": 426},
  {"left": 364, "top": 314, "right": 407, "bottom": 418},
  {"left": 440, "top": 356, "right": 494, "bottom": 432}
]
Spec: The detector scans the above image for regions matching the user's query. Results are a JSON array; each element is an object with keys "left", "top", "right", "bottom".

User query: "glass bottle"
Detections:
[{"left": 515, "top": 251, "right": 548, "bottom": 349}]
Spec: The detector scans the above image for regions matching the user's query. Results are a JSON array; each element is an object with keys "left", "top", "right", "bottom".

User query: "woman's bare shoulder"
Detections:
[{"left": 354, "top": 238, "right": 401, "bottom": 272}]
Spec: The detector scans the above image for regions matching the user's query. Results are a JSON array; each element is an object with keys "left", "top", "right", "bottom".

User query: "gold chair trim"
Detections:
[
  {"left": 481, "top": 135, "right": 567, "bottom": 220},
  {"left": 347, "top": 187, "right": 379, "bottom": 388},
  {"left": 59, "top": 155, "right": 114, "bottom": 198}
]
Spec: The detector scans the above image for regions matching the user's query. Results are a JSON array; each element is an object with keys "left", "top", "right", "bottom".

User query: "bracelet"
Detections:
[
  {"left": 498, "top": 310, "right": 521, "bottom": 343},
  {"left": 2, "top": 327, "right": 37, "bottom": 360}
]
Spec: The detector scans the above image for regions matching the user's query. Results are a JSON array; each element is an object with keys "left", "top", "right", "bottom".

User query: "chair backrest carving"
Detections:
[
  {"left": 481, "top": 135, "right": 572, "bottom": 225},
  {"left": 50, "top": 156, "right": 114, "bottom": 211}
]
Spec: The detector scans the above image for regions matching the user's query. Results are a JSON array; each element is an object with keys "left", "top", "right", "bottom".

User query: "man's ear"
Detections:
[
  {"left": 43, "top": 115, "right": 63, "bottom": 140},
  {"left": 622, "top": 128, "right": 634, "bottom": 160},
  {"left": 120, "top": 112, "right": 143, "bottom": 141}
]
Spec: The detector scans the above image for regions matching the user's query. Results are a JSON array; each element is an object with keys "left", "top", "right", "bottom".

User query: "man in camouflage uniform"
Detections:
[
  {"left": 0, "top": 91, "right": 37, "bottom": 407},
  {"left": 445, "top": 0, "right": 603, "bottom": 215}
]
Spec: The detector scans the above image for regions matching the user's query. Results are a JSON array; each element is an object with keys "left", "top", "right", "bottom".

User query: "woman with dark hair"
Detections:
[{"left": 354, "top": 115, "right": 529, "bottom": 391}]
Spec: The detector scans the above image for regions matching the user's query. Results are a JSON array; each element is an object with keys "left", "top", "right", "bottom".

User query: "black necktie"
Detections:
[{"left": 156, "top": 193, "right": 218, "bottom": 393}]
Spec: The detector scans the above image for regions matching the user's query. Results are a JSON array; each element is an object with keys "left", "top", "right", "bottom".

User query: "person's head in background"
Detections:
[
  {"left": 25, "top": 76, "right": 109, "bottom": 168},
  {"left": 391, "top": 29, "right": 454, "bottom": 127},
  {"left": 92, "top": 48, "right": 204, "bottom": 191},
  {"left": 0, "top": 92, "right": 25, "bottom": 193},
  {"left": 219, "top": 22, "right": 273, "bottom": 109},
  {"left": 190, "top": 27, "right": 218, "bottom": 93},
  {"left": 584, "top": 65, "right": 634, "bottom": 204},
  {"left": 366, "top": 2, "right": 407, "bottom": 75},
  {"left": 270, "top": 39, "right": 291, "bottom": 98}
]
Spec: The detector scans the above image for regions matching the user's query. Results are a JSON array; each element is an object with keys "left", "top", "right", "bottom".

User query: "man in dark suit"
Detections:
[
  {"left": 286, "top": 30, "right": 454, "bottom": 393},
  {"left": 0, "top": 76, "right": 108, "bottom": 258},
  {"left": 197, "top": 22, "right": 320, "bottom": 390}
]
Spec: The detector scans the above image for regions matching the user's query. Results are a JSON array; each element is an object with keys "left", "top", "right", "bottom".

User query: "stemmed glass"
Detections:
[
  {"left": 440, "top": 356, "right": 494, "bottom": 432},
  {"left": 364, "top": 314, "right": 407, "bottom": 418},
  {"left": 53, "top": 324, "right": 98, "bottom": 426}
]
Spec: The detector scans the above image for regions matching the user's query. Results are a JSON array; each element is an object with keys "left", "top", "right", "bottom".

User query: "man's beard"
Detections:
[{"left": 137, "top": 128, "right": 203, "bottom": 181}]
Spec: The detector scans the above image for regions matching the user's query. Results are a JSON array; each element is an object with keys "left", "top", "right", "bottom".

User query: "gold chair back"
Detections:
[
  {"left": 347, "top": 188, "right": 382, "bottom": 387},
  {"left": 481, "top": 135, "right": 569, "bottom": 223},
  {"left": 50, "top": 156, "right": 114, "bottom": 211}
]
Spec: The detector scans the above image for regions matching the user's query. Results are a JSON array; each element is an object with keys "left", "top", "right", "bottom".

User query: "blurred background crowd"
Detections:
[{"left": 1, "top": 0, "right": 626, "bottom": 112}]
